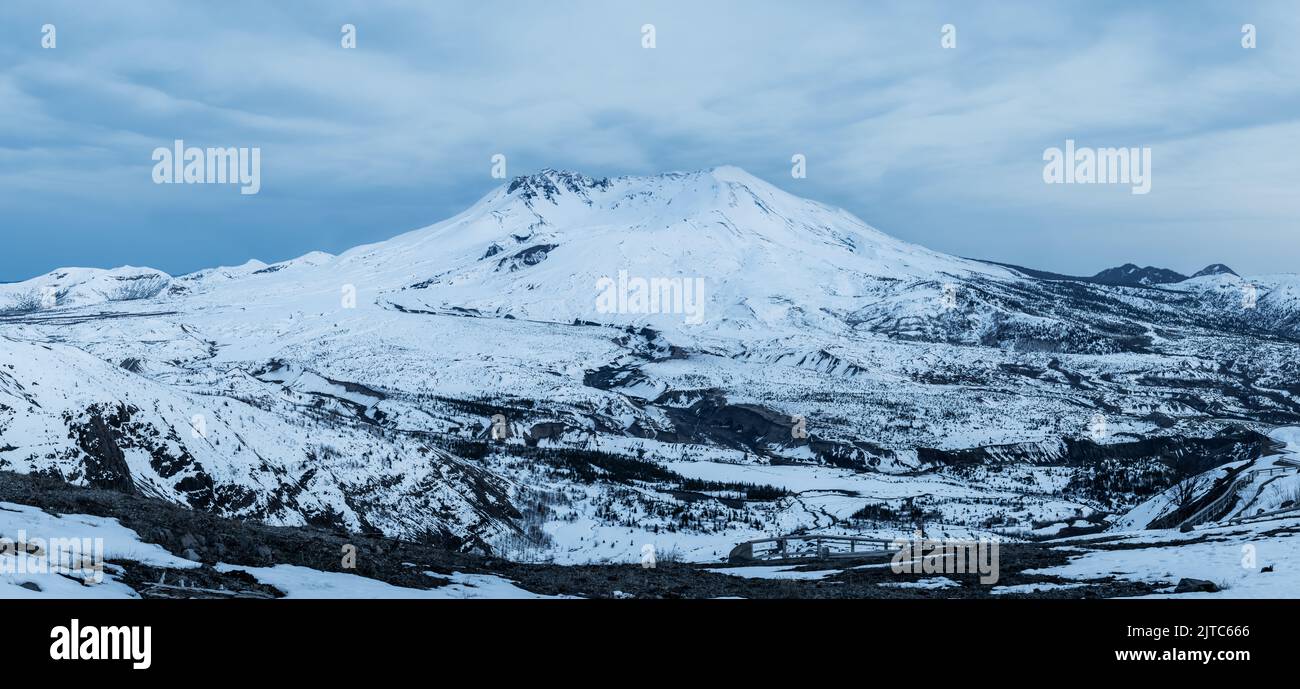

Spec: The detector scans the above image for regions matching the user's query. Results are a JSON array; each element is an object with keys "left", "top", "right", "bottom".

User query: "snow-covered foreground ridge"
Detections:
[{"left": 2, "top": 166, "right": 1300, "bottom": 571}]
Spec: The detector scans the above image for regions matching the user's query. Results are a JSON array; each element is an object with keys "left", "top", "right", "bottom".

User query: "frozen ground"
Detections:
[
  {"left": 1030, "top": 516, "right": 1300, "bottom": 599},
  {"left": 0, "top": 500, "right": 197, "bottom": 598},
  {"left": 212, "top": 564, "right": 556, "bottom": 599}
]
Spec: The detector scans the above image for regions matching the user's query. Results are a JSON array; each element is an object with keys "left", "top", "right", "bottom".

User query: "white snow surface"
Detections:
[
  {"left": 0, "top": 500, "right": 197, "bottom": 599},
  {"left": 212, "top": 563, "right": 558, "bottom": 599},
  {"left": 2, "top": 166, "right": 1299, "bottom": 580}
]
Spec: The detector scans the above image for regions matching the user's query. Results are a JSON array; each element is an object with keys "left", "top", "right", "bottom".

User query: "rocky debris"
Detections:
[
  {"left": 122, "top": 564, "right": 282, "bottom": 599},
  {"left": 0, "top": 469, "right": 1164, "bottom": 600},
  {"left": 1174, "top": 578, "right": 1220, "bottom": 593}
]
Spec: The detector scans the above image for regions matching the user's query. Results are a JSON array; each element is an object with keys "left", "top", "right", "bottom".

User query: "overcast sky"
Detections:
[{"left": 2, "top": 0, "right": 1298, "bottom": 282}]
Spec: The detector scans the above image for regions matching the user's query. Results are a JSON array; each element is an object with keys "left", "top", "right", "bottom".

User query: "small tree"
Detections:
[
  {"left": 0, "top": 289, "right": 46, "bottom": 315},
  {"left": 108, "top": 275, "right": 168, "bottom": 301},
  {"left": 1172, "top": 475, "right": 1205, "bottom": 511}
]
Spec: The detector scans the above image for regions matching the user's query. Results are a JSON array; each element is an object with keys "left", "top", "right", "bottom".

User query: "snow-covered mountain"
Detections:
[
  {"left": 0, "top": 266, "right": 171, "bottom": 311},
  {"left": 352, "top": 167, "right": 1011, "bottom": 338},
  {"left": 3, "top": 166, "right": 1299, "bottom": 566},
  {"left": 1087, "top": 262, "right": 1238, "bottom": 288},
  {"left": 0, "top": 335, "right": 515, "bottom": 549},
  {"left": 1190, "top": 264, "right": 1237, "bottom": 279}
]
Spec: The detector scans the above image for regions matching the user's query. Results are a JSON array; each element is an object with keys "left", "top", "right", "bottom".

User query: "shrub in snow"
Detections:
[
  {"left": 0, "top": 289, "right": 47, "bottom": 314},
  {"left": 108, "top": 275, "right": 169, "bottom": 301}
]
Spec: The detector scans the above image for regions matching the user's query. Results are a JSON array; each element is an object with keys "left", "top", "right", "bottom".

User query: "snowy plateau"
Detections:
[{"left": 3, "top": 166, "right": 1300, "bottom": 598}]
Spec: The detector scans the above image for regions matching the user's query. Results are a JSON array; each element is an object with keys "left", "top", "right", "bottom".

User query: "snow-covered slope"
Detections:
[
  {"left": 157, "top": 167, "right": 1012, "bottom": 345},
  {"left": 3, "top": 166, "right": 1299, "bottom": 565},
  {"left": 0, "top": 266, "right": 171, "bottom": 312},
  {"left": 366, "top": 167, "right": 1010, "bottom": 334},
  {"left": 0, "top": 335, "right": 516, "bottom": 549},
  {"left": 1178, "top": 271, "right": 1300, "bottom": 337}
]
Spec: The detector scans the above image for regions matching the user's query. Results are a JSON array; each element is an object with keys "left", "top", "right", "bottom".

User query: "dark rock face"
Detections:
[
  {"left": 506, "top": 169, "right": 611, "bottom": 203},
  {"left": 70, "top": 408, "right": 136, "bottom": 495},
  {"left": 495, "top": 244, "right": 558, "bottom": 272}
]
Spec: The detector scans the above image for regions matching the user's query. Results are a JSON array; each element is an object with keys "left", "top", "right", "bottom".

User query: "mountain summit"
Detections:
[
  {"left": 1190, "top": 263, "right": 1238, "bottom": 278},
  {"left": 1090, "top": 263, "right": 1187, "bottom": 287},
  {"left": 326, "top": 166, "right": 1010, "bottom": 336},
  {"left": 1087, "top": 262, "right": 1238, "bottom": 287}
]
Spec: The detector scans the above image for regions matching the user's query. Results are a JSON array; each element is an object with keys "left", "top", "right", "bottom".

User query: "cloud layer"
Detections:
[{"left": 1, "top": 0, "right": 1298, "bottom": 281}]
